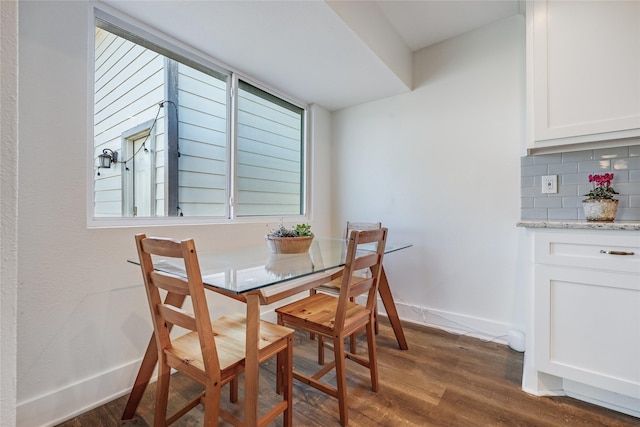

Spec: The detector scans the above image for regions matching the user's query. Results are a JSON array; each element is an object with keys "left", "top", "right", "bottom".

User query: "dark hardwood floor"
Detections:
[{"left": 56, "top": 318, "right": 639, "bottom": 426}]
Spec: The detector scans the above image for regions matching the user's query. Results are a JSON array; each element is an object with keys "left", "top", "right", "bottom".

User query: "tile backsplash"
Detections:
[{"left": 521, "top": 145, "right": 640, "bottom": 221}]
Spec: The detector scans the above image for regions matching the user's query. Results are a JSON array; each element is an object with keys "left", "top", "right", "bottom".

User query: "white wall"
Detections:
[
  {"left": 14, "top": 2, "right": 332, "bottom": 425},
  {"left": 331, "top": 15, "right": 526, "bottom": 341}
]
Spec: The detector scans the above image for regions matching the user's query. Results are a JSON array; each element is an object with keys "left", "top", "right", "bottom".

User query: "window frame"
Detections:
[{"left": 88, "top": 8, "right": 310, "bottom": 228}]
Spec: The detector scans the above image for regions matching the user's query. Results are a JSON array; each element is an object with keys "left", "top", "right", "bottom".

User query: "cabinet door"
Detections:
[
  {"left": 534, "top": 265, "right": 640, "bottom": 398},
  {"left": 529, "top": 0, "right": 640, "bottom": 147}
]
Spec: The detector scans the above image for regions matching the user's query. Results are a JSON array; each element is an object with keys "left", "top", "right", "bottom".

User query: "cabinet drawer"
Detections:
[{"left": 534, "top": 231, "right": 640, "bottom": 274}]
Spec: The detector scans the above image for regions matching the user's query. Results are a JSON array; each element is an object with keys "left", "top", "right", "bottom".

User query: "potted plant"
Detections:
[
  {"left": 582, "top": 173, "right": 619, "bottom": 222},
  {"left": 265, "top": 221, "right": 314, "bottom": 254}
]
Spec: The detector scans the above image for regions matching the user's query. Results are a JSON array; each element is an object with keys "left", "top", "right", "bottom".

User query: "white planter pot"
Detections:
[{"left": 582, "top": 199, "right": 619, "bottom": 222}]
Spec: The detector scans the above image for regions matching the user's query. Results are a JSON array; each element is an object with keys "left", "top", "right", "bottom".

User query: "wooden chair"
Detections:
[
  {"left": 134, "top": 234, "right": 294, "bottom": 427},
  {"left": 276, "top": 228, "right": 388, "bottom": 426},
  {"left": 310, "top": 222, "right": 383, "bottom": 354}
]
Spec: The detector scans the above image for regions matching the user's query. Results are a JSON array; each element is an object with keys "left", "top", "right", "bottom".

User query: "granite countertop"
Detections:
[{"left": 517, "top": 220, "right": 640, "bottom": 231}]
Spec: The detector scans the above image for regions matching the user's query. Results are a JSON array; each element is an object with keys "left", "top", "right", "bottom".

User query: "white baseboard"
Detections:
[
  {"left": 564, "top": 379, "right": 640, "bottom": 419},
  {"left": 380, "top": 299, "right": 512, "bottom": 346},
  {"left": 16, "top": 359, "right": 145, "bottom": 427},
  {"left": 265, "top": 298, "right": 513, "bottom": 345}
]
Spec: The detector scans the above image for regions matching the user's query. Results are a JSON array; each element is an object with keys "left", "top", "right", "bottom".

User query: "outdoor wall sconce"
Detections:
[
  {"left": 97, "top": 148, "right": 119, "bottom": 176},
  {"left": 98, "top": 148, "right": 118, "bottom": 168}
]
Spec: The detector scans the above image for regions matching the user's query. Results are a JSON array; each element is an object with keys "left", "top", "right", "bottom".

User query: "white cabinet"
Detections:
[
  {"left": 526, "top": 0, "right": 640, "bottom": 151},
  {"left": 527, "top": 230, "right": 640, "bottom": 417}
]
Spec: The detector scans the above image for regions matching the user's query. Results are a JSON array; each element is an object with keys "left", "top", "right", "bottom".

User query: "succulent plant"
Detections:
[{"left": 266, "top": 220, "right": 313, "bottom": 237}]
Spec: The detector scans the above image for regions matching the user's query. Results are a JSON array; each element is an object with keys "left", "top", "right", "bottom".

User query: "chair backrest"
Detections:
[
  {"left": 334, "top": 228, "right": 388, "bottom": 330},
  {"left": 344, "top": 221, "right": 382, "bottom": 239},
  {"left": 344, "top": 222, "right": 382, "bottom": 278},
  {"left": 135, "top": 234, "right": 220, "bottom": 377}
]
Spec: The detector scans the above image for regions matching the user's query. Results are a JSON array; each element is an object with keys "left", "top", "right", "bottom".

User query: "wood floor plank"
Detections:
[{"left": 56, "top": 318, "right": 639, "bottom": 427}]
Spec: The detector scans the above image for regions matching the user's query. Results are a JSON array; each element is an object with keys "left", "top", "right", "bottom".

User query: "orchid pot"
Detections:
[
  {"left": 582, "top": 173, "right": 619, "bottom": 222},
  {"left": 582, "top": 199, "right": 619, "bottom": 222}
]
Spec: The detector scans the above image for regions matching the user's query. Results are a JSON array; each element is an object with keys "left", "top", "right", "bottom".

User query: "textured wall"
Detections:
[
  {"left": 521, "top": 144, "right": 640, "bottom": 221},
  {"left": 1, "top": 1, "right": 19, "bottom": 425}
]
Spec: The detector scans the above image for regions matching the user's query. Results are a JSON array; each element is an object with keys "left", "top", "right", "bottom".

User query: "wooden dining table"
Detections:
[{"left": 122, "top": 238, "right": 411, "bottom": 425}]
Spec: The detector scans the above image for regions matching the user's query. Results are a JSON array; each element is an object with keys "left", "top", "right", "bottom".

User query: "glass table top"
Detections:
[{"left": 129, "top": 238, "right": 411, "bottom": 295}]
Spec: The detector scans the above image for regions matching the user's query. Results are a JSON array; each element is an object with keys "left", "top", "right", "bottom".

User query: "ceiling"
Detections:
[
  {"left": 378, "top": 1, "right": 522, "bottom": 51},
  {"left": 102, "top": 1, "right": 523, "bottom": 111}
]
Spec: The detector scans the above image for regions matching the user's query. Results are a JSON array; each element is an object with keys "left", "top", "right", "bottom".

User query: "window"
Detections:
[
  {"left": 236, "top": 82, "right": 305, "bottom": 216},
  {"left": 92, "top": 15, "right": 307, "bottom": 223}
]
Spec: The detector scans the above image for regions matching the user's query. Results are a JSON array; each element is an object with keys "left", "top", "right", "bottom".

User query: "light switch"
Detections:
[{"left": 542, "top": 175, "right": 558, "bottom": 194}]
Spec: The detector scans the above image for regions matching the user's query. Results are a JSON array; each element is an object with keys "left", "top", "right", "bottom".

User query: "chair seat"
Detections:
[
  {"left": 170, "top": 313, "right": 294, "bottom": 376},
  {"left": 276, "top": 293, "right": 370, "bottom": 337}
]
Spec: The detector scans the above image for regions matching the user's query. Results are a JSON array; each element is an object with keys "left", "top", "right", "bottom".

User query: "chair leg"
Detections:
[
  {"left": 374, "top": 302, "right": 379, "bottom": 335},
  {"left": 349, "top": 332, "right": 357, "bottom": 354},
  {"left": 349, "top": 296, "right": 357, "bottom": 354},
  {"left": 317, "top": 335, "right": 325, "bottom": 365},
  {"left": 154, "top": 361, "right": 171, "bottom": 427},
  {"left": 309, "top": 288, "right": 317, "bottom": 340},
  {"left": 366, "top": 320, "right": 379, "bottom": 392},
  {"left": 203, "top": 381, "right": 221, "bottom": 427},
  {"left": 276, "top": 342, "right": 291, "bottom": 396},
  {"left": 229, "top": 377, "right": 238, "bottom": 403},
  {"left": 276, "top": 349, "right": 283, "bottom": 395},
  {"left": 283, "top": 336, "right": 294, "bottom": 427},
  {"left": 277, "top": 313, "right": 285, "bottom": 394},
  {"left": 333, "top": 337, "right": 349, "bottom": 427}
]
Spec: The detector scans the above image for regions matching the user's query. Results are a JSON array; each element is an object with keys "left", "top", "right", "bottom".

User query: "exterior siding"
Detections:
[
  {"left": 236, "top": 87, "right": 303, "bottom": 216},
  {"left": 176, "top": 64, "right": 228, "bottom": 217},
  {"left": 93, "top": 28, "right": 165, "bottom": 217}
]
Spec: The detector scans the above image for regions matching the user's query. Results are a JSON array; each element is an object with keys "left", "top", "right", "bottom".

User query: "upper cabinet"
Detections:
[{"left": 526, "top": 0, "right": 640, "bottom": 152}]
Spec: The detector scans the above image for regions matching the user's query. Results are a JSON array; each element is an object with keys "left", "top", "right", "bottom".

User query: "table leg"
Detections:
[
  {"left": 121, "top": 335, "right": 158, "bottom": 420},
  {"left": 377, "top": 266, "right": 408, "bottom": 350},
  {"left": 244, "top": 294, "right": 260, "bottom": 425},
  {"left": 122, "top": 292, "right": 186, "bottom": 420}
]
